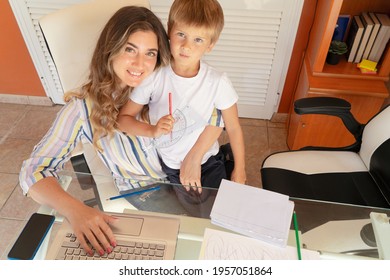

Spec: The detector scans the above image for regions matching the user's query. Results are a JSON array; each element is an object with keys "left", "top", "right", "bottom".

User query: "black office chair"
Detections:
[{"left": 261, "top": 97, "right": 390, "bottom": 208}]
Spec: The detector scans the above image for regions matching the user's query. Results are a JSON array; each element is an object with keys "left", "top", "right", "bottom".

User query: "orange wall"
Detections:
[{"left": 0, "top": 0, "right": 45, "bottom": 96}]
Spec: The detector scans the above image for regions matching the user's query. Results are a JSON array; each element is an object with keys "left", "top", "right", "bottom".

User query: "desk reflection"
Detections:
[{"left": 120, "top": 183, "right": 217, "bottom": 218}]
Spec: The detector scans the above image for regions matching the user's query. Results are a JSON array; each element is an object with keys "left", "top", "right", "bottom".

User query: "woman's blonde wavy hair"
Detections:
[{"left": 64, "top": 6, "right": 170, "bottom": 150}]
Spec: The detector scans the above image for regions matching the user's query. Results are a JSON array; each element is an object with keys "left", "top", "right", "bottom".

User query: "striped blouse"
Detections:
[{"left": 19, "top": 97, "right": 223, "bottom": 194}]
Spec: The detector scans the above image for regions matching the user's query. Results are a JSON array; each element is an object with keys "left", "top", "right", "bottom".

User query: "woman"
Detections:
[{"left": 19, "top": 6, "right": 170, "bottom": 257}]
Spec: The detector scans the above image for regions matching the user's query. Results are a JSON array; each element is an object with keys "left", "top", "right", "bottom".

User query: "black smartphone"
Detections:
[{"left": 8, "top": 213, "right": 55, "bottom": 260}]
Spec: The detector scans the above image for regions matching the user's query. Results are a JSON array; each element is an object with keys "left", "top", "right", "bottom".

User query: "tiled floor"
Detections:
[{"left": 0, "top": 102, "right": 288, "bottom": 259}]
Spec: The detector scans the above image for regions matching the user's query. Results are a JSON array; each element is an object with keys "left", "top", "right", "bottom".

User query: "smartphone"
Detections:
[{"left": 8, "top": 213, "right": 55, "bottom": 260}]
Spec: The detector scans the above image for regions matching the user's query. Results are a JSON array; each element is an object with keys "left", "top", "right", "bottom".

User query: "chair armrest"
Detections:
[
  {"left": 294, "top": 97, "right": 364, "bottom": 151},
  {"left": 294, "top": 97, "right": 351, "bottom": 115}
]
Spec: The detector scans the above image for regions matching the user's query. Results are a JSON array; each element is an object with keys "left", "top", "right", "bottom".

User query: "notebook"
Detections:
[
  {"left": 210, "top": 179, "right": 294, "bottom": 247},
  {"left": 46, "top": 212, "right": 180, "bottom": 260}
]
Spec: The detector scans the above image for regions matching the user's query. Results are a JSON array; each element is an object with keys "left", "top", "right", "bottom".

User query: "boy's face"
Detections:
[{"left": 169, "top": 22, "right": 215, "bottom": 70}]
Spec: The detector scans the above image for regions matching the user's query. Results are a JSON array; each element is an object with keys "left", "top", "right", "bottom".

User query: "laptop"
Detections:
[
  {"left": 123, "top": 208, "right": 225, "bottom": 260},
  {"left": 46, "top": 212, "right": 180, "bottom": 260}
]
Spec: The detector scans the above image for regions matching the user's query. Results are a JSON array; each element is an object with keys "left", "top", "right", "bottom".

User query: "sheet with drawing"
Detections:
[{"left": 199, "top": 228, "right": 320, "bottom": 260}]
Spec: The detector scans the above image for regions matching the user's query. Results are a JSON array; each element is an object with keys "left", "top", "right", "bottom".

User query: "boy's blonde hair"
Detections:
[{"left": 167, "top": 0, "right": 224, "bottom": 43}]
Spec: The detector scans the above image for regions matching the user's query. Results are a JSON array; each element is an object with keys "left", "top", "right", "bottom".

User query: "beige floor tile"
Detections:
[
  {"left": 268, "top": 127, "right": 288, "bottom": 150},
  {"left": 219, "top": 119, "right": 287, "bottom": 188},
  {"left": 26, "top": 104, "right": 63, "bottom": 112},
  {"left": 270, "top": 113, "right": 288, "bottom": 124},
  {"left": 0, "top": 138, "right": 38, "bottom": 173},
  {"left": 247, "top": 146, "right": 275, "bottom": 187},
  {"left": 8, "top": 106, "right": 61, "bottom": 140},
  {"left": 243, "top": 125, "right": 268, "bottom": 154},
  {"left": 0, "top": 218, "right": 25, "bottom": 260},
  {"left": 0, "top": 184, "right": 40, "bottom": 220},
  {"left": 268, "top": 121, "right": 288, "bottom": 128},
  {"left": 0, "top": 103, "right": 28, "bottom": 139},
  {"left": 0, "top": 173, "right": 19, "bottom": 209},
  {"left": 240, "top": 117, "right": 267, "bottom": 127},
  {"left": 245, "top": 155, "right": 264, "bottom": 187}
]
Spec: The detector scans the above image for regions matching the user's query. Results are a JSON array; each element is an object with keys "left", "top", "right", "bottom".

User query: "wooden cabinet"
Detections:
[{"left": 287, "top": 0, "right": 390, "bottom": 150}]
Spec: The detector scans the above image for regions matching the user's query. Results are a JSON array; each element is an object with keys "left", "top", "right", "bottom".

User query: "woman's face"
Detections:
[{"left": 113, "top": 30, "right": 159, "bottom": 88}]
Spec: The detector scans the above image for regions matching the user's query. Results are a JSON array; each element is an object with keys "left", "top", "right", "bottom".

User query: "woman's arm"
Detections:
[
  {"left": 20, "top": 99, "right": 116, "bottom": 255},
  {"left": 28, "top": 177, "right": 117, "bottom": 256}
]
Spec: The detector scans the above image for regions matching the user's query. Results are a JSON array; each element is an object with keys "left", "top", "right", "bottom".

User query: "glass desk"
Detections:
[{"left": 36, "top": 171, "right": 390, "bottom": 260}]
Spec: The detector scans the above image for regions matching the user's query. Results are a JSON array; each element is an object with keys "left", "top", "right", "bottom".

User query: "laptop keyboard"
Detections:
[{"left": 56, "top": 233, "right": 166, "bottom": 260}]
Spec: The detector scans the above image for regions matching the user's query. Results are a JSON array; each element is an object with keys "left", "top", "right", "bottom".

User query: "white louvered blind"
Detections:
[
  {"left": 206, "top": 10, "right": 281, "bottom": 118},
  {"left": 9, "top": 0, "right": 303, "bottom": 118},
  {"left": 9, "top": 0, "right": 84, "bottom": 104}
]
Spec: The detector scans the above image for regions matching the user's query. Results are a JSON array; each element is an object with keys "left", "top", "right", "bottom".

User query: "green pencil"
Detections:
[{"left": 293, "top": 211, "right": 302, "bottom": 260}]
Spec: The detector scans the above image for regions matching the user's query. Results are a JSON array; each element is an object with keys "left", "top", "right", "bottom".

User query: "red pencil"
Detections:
[
  {"left": 168, "top": 92, "right": 172, "bottom": 140},
  {"left": 168, "top": 92, "right": 172, "bottom": 115}
]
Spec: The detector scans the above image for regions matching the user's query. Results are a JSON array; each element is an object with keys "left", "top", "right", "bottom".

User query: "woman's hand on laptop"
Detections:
[
  {"left": 27, "top": 177, "right": 118, "bottom": 256},
  {"left": 67, "top": 204, "right": 118, "bottom": 256}
]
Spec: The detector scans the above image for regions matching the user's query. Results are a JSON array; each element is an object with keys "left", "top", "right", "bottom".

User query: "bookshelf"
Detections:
[
  {"left": 287, "top": 0, "right": 390, "bottom": 150},
  {"left": 308, "top": 0, "right": 390, "bottom": 79}
]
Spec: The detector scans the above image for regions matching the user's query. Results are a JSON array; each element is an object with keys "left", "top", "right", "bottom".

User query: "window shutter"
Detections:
[
  {"left": 149, "top": 0, "right": 303, "bottom": 119},
  {"left": 10, "top": 0, "right": 303, "bottom": 118},
  {"left": 9, "top": 0, "right": 82, "bottom": 104}
]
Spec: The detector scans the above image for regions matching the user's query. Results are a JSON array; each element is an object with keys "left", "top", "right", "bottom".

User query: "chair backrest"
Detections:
[
  {"left": 359, "top": 105, "right": 390, "bottom": 201},
  {"left": 39, "top": 0, "right": 150, "bottom": 93},
  {"left": 38, "top": 0, "right": 151, "bottom": 212}
]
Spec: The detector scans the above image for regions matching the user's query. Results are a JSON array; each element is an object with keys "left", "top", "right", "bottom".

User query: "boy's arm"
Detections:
[
  {"left": 118, "top": 100, "right": 173, "bottom": 138},
  {"left": 181, "top": 125, "right": 223, "bottom": 190},
  {"left": 222, "top": 104, "right": 247, "bottom": 184}
]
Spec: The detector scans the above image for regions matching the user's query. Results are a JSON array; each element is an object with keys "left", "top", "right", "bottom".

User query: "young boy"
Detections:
[{"left": 118, "top": 0, "right": 246, "bottom": 190}]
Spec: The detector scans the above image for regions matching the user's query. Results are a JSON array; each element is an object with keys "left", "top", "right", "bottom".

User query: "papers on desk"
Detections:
[
  {"left": 210, "top": 179, "right": 294, "bottom": 247},
  {"left": 200, "top": 228, "right": 320, "bottom": 260}
]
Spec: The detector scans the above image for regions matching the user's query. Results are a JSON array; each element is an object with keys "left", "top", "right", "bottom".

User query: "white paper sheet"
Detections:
[
  {"left": 210, "top": 179, "right": 294, "bottom": 247},
  {"left": 200, "top": 228, "right": 320, "bottom": 260}
]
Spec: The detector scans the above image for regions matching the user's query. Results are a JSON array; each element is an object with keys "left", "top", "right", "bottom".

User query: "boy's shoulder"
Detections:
[
  {"left": 201, "top": 61, "right": 230, "bottom": 81},
  {"left": 137, "top": 65, "right": 170, "bottom": 86}
]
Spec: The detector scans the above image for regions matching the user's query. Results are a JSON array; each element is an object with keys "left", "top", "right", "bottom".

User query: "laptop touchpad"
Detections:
[{"left": 110, "top": 216, "right": 143, "bottom": 236}]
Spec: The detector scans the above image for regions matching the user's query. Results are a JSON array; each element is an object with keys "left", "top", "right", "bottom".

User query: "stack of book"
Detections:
[
  {"left": 357, "top": 59, "right": 378, "bottom": 74},
  {"left": 346, "top": 12, "right": 390, "bottom": 64}
]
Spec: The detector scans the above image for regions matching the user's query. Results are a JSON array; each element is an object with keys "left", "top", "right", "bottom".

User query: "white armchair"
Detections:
[{"left": 39, "top": 0, "right": 150, "bottom": 94}]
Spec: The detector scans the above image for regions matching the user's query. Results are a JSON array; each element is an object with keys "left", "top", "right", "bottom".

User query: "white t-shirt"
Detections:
[{"left": 131, "top": 61, "right": 238, "bottom": 169}]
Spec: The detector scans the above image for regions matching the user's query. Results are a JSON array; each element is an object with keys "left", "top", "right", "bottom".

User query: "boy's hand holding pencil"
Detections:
[{"left": 152, "top": 115, "right": 174, "bottom": 138}]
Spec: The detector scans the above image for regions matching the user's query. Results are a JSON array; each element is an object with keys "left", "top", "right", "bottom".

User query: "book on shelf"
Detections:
[
  {"left": 354, "top": 12, "right": 374, "bottom": 63},
  {"left": 362, "top": 13, "right": 381, "bottom": 60},
  {"left": 332, "top": 15, "right": 351, "bottom": 42},
  {"left": 357, "top": 59, "right": 377, "bottom": 71},
  {"left": 368, "top": 13, "right": 390, "bottom": 62},
  {"left": 346, "top": 15, "right": 365, "bottom": 63},
  {"left": 359, "top": 68, "right": 377, "bottom": 75}
]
